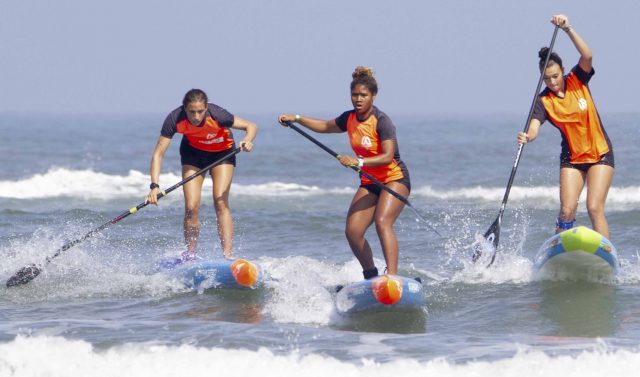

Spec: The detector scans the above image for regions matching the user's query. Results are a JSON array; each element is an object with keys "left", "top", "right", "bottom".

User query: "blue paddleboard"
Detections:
[
  {"left": 158, "top": 257, "right": 263, "bottom": 290},
  {"left": 335, "top": 274, "right": 425, "bottom": 315},
  {"left": 533, "top": 226, "right": 620, "bottom": 280}
]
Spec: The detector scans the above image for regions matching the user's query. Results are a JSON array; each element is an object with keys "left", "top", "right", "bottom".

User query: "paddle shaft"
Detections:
[
  {"left": 11, "top": 147, "right": 241, "bottom": 278},
  {"left": 286, "top": 122, "right": 442, "bottom": 237},
  {"left": 478, "top": 25, "right": 560, "bottom": 266}
]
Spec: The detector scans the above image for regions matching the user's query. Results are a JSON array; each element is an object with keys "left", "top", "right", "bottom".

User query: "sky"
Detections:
[{"left": 1, "top": 0, "right": 639, "bottom": 117}]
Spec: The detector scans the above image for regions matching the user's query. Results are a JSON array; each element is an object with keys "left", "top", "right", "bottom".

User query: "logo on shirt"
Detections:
[
  {"left": 361, "top": 136, "right": 372, "bottom": 148},
  {"left": 578, "top": 98, "right": 588, "bottom": 111},
  {"left": 200, "top": 135, "right": 224, "bottom": 144}
]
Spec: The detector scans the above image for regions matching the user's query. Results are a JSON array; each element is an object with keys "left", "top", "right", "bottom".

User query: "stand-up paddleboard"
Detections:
[
  {"left": 533, "top": 226, "right": 620, "bottom": 281},
  {"left": 158, "top": 257, "right": 262, "bottom": 290},
  {"left": 335, "top": 274, "right": 425, "bottom": 315}
]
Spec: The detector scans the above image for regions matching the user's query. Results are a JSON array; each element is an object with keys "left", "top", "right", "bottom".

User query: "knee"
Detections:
[
  {"left": 184, "top": 204, "right": 199, "bottom": 220},
  {"left": 213, "top": 196, "right": 230, "bottom": 212},
  {"left": 345, "top": 226, "right": 364, "bottom": 242},
  {"left": 586, "top": 201, "right": 605, "bottom": 218},
  {"left": 374, "top": 215, "right": 393, "bottom": 232}
]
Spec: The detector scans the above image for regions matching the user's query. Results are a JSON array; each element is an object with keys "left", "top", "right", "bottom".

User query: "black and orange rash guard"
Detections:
[
  {"left": 335, "top": 106, "right": 408, "bottom": 185},
  {"left": 161, "top": 103, "right": 235, "bottom": 152},
  {"left": 532, "top": 65, "right": 612, "bottom": 164}
]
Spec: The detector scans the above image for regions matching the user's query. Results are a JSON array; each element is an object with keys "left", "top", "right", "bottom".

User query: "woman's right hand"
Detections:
[
  {"left": 146, "top": 188, "right": 159, "bottom": 205},
  {"left": 278, "top": 114, "right": 296, "bottom": 126}
]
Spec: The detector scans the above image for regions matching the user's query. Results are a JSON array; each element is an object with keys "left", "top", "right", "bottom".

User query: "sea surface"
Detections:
[{"left": 1, "top": 112, "right": 640, "bottom": 376}]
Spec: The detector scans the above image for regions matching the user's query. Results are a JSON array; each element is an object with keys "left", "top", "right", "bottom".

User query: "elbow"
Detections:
[
  {"left": 584, "top": 53, "right": 593, "bottom": 64},
  {"left": 378, "top": 154, "right": 394, "bottom": 166},
  {"left": 246, "top": 121, "right": 258, "bottom": 135}
]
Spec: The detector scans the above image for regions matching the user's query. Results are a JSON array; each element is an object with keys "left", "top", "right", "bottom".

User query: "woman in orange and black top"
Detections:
[
  {"left": 146, "top": 89, "right": 257, "bottom": 260},
  {"left": 518, "top": 15, "right": 614, "bottom": 238},
  {"left": 278, "top": 67, "right": 410, "bottom": 279}
]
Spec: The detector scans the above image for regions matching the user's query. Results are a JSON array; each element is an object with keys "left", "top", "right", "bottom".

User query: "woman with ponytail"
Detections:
[
  {"left": 517, "top": 15, "right": 614, "bottom": 238},
  {"left": 278, "top": 67, "right": 411, "bottom": 279},
  {"left": 147, "top": 89, "right": 257, "bottom": 261}
]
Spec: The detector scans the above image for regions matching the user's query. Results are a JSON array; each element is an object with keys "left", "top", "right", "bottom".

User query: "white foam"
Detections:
[
  {"left": 259, "top": 256, "right": 362, "bottom": 325},
  {"left": 2, "top": 335, "right": 640, "bottom": 377},
  {"left": 0, "top": 168, "right": 181, "bottom": 200},
  {"left": 0, "top": 168, "right": 352, "bottom": 200},
  {"left": 413, "top": 185, "right": 640, "bottom": 208},
  {"left": 2, "top": 169, "right": 640, "bottom": 208}
]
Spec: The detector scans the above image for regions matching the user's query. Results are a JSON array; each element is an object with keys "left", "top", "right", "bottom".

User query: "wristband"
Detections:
[
  {"left": 295, "top": 114, "right": 301, "bottom": 122},
  {"left": 357, "top": 158, "right": 364, "bottom": 168},
  {"left": 150, "top": 182, "right": 160, "bottom": 190}
]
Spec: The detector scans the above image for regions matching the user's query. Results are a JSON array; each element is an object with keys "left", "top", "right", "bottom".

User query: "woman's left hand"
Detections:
[
  {"left": 240, "top": 139, "right": 254, "bottom": 152},
  {"left": 338, "top": 154, "right": 359, "bottom": 167},
  {"left": 551, "top": 14, "right": 571, "bottom": 31}
]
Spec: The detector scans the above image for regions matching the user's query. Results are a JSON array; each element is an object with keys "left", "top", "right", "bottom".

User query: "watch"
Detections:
[
  {"left": 150, "top": 182, "right": 160, "bottom": 190},
  {"left": 357, "top": 158, "right": 364, "bottom": 168}
]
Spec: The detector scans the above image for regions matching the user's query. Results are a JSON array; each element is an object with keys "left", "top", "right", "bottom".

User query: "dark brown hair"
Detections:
[
  {"left": 182, "top": 89, "right": 208, "bottom": 107},
  {"left": 538, "top": 47, "right": 563, "bottom": 72},
  {"left": 350, "top": 66, "right": 378, "bottom": 95}
]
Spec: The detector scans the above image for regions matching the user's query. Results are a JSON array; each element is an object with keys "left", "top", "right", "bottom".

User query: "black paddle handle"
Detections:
[
  {"left": 497, "top": 25, "right": 560, "bottom": 216},
  {"left": 45, "top": 147, "right": 242, "bottom": 266},
  {"left": 476, "top": 25, "right": 560, "bottom": 266},
  {"left": 286, "top": 122, "right": 411, "bottom": 204},
  {"left": 285, "top": 122, "right": 442, "bottom": 237}
]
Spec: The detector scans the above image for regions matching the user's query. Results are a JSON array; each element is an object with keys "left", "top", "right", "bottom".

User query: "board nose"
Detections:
[
  {"left": 371, "top": 275, "right": 403, "bottom": 305},
  {"left": 230, "top": 259, "right": 260, "bottom": 287}
]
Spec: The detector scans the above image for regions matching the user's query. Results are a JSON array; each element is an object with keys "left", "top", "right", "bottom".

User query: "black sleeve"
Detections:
[
  {"left": 160, "top": 111, "right": 178, "bottom": 138},
  {"left": 572, "top": 64, "right": 595, "bottom": 85},
  {"left": 531, "top": 97, "right": 547, "bottom": 124},
  {"left": 335, "top": 111, "right": 351, "bottom": 132},
  {"left": 376, "top": 114, "right": 397, "bottom": 141},
  {"left": 208, "top": 103, "right": 235, "bottom": 128}
]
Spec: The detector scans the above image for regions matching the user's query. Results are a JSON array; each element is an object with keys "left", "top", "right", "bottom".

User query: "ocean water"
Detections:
[{"left": 1, "top": 112, "right": 640, "bottom": 376}]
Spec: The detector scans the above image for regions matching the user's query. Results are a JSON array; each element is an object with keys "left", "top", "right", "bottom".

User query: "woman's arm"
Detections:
[
  {"left": 278, "top": 114, "right": 342, "bottom": 133},
  {"left": 518, "top": 119, "right": 542, "bottom": 145},
  {"left": 146, "top": 135, "right": 171, "bottom": 205},
  {"left": 551, "top": 14, "right": 592, "bottom": 72},
  {"left": 231, "top": 116, "right": 257, "bottom": 152},
  {"left": 339, "top": 139, "right": 396, "bottom": 168}
]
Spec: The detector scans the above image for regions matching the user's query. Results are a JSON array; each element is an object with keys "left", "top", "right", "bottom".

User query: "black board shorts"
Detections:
[
  {"left": 560, "top": 149, "right": 615, "bottom": 172},
  {"left": 179, "top": 137, "right": 236, "bottom": 172},
  {"left": 360, "top": 175, "right": 411, "bottom": 197}
]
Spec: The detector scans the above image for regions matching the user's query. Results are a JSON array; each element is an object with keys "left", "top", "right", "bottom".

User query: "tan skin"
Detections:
[
  {"left": 278, "top": 84, "right": 407, "bottom": 274},
  {"left": 146, "top": 100, "right": 257, "bottom": 258},
  {"left": 517, "top": 14, "right": 614, "bottom": 238}
]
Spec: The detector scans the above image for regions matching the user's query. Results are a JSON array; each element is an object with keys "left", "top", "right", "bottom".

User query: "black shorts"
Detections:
[
  {"left": 179, "top": 137, "right": 236, "bottom": 172},
  {"left": 360, "top": 175, "right": 411, "bottom": 196},
  {"left": 560, "top": 149, "right": 615, "bottom": 172}
]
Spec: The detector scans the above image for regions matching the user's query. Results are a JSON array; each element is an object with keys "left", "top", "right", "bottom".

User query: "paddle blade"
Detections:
[
  {"left": 6, "top": 264, "right": 42, "bottom": 287},
  {"left": 472, "top": 217, "right": 501, "bottom": 263}
]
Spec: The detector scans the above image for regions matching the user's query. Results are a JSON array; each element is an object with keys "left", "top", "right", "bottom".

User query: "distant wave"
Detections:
[
  {"left": 413, "top": 185, "right": 640, "bottom": 205},
  {"left": 1, "top": 168, "right": 639, "bottom": 205},
  {"left": 0, "top": 168, "right": 352, "bottom": 200}
]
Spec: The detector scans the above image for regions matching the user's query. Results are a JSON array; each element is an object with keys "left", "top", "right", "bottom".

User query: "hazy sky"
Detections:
[{"left": 1, "top": 0, "right": 638, "bottom": 116}]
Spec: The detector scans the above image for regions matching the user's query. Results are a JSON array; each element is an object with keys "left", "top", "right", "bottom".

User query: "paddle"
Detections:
[
  {"left": 284, "top": 121, "right": 442, "bottom": 237},
  {"left": 6, "top": 147, "right": 242, "bottom": 287},
  {"left": 472, "top": 25, "right": 560, "bottom": 266}
]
